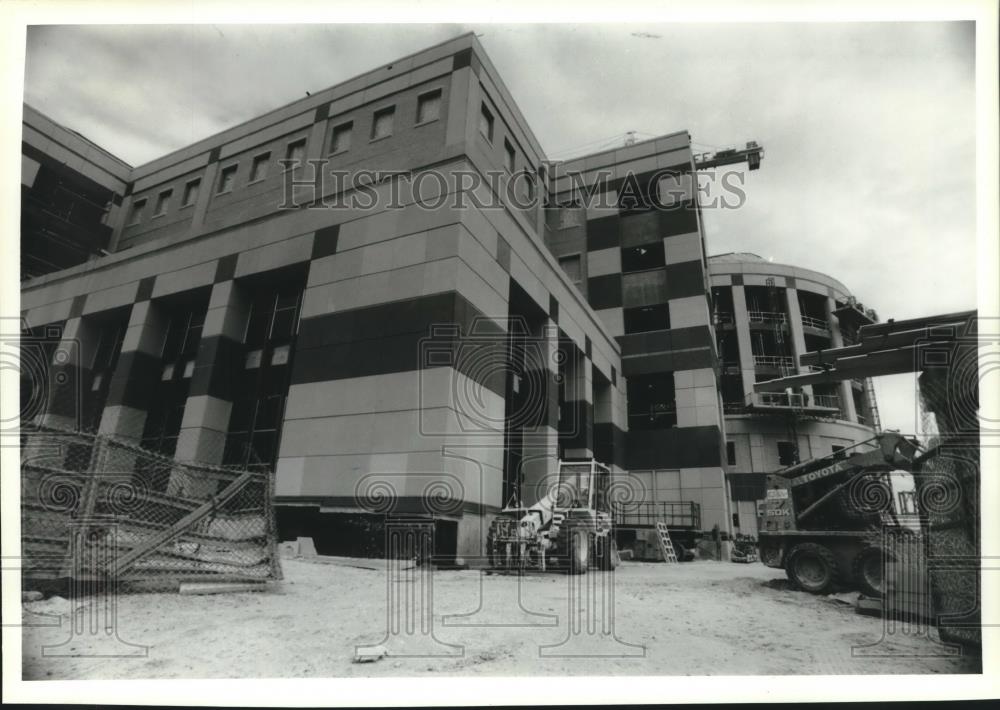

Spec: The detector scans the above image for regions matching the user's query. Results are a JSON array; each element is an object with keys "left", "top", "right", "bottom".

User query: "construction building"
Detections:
[
  {"left": 18, "top": 32, "right": 876, "bottom": 557},
  {"left": 707, "top": 253, "right": 880, "bottom": 534},
  {"left": 21, "top": 105, "right": 130, "bottom": 278}
]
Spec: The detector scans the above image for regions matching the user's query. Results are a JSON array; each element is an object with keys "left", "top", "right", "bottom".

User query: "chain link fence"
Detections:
[{"left": 21, "top": 425, "right": 282, "bottom": 588}]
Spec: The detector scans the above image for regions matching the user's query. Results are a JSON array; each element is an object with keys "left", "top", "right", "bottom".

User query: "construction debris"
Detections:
[{"left": 353, "top": 644, "right": 388, "bottom": 663}]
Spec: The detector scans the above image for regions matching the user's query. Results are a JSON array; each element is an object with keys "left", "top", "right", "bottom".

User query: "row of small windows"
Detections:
[
  {"left": 126, "top": 89, "right": 445, "bottom": 227},
  {"left": 129, "top": 178, "right": 202, "bottom": 225}
]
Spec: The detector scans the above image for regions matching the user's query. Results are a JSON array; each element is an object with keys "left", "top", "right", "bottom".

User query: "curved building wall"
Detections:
[{"left": 707, "top": 253, "right": 879, "bottom": 535}]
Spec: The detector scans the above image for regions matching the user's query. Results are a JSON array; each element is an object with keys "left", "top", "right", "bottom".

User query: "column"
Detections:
[
  {"left": 826, "top": 296, "right": 857, "bottom": 422},
  {"left": 518, "top": 318, "right": 560, "bottom": 507},
  {"left": 783, "top": 287, "right": 813, "bottom": 400},
  {"left": 174, "top": 279, "right": 249, "bottom": 474},
  {"left": 560, "top": 343, "right": 593, "bottom": 460},
  {"left": 100, "top": 300, "right": 168, "bottom": 442},
  {"left": 33, "top": 312, "right": 98, "bottom": 433},
  {"left": 23, "top": 312, "right": 101, "bottom": 469},
  {"left": 106, "top": 193, "right": 132, "bottom": 252},
  {"left": 730, "top": 284, "right": 756, "bottom": 406}
]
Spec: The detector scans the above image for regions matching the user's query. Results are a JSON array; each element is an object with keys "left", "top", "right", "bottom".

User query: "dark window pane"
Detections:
[
  {"left": 228, "top": 398, "right": 255, "bottom": 433},
  {"left": 626, "top": 372, "right": 676, "bottom": 431},
  {"left": 162, "top": 320, "right": 183, "bottom": 359},
  {"left": 624, "top": 304, "right": 669, "bottom": 334},
  {"left": 250, "top": 431, "right": 278, "bottom": 466},
  {"left": 270, "top": 309, "right": 297, "bottom": 340},
  {"left": 621, "top": 242, "right": 665, "bottom": 273},
  {"left": 275, "top": 289, "right": 299, "bottom": 310},
  {"left": 223, "top": 433, "right": 249, "bottom": 466},
  {"left": 777, "top": 441, "right": 797, "bottom": 466},
  {"left": 254, "top": 395, "right": 284, "bottom": 431},
  {"left": 245, "top": 310, "right": 269, "bottom": 346}
]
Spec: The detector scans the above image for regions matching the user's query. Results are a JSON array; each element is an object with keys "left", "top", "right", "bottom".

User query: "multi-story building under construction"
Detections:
[{"left": 18, "top": 32, "right": 878, "bottom": 556}]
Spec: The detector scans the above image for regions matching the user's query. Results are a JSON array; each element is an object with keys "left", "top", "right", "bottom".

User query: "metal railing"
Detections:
[
  {"left": 752, "top": 354, "right": 794, "bottom": 368},
  {"left": 613, "top": 501, "right": 701, "bottom": 530},
  {"left": 755, "top": 392, "right": 805, "bottom": 408},
  {"left": 747, "top": 310, "right": 787, "bottom": 324},
  {"left": 812, "top": 394, "right": 841, "bottom": 410},
  {"left": 800, "top": 314, "right": 830, "bottom": 332}
]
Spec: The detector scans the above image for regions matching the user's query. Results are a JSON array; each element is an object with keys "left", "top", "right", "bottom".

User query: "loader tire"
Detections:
[
  {"left": 786, "top": 543, "right": 838, "bottom": 594},
  {"left": 597, "top": 536, "right": 620, "bottom": 570},
  {"left": 853, "top": 547, "right": 892, "bottom": 598},
  {"left": 568, "top": 530, "right": 589, "bottom": 575}
]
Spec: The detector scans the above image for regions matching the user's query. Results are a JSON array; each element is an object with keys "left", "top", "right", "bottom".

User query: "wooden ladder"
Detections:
[{"left": 655, "top": 522, "right": 679, "bottom": 563}]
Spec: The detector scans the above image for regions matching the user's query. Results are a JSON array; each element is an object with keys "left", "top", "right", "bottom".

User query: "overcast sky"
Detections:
[{"left": 23, "top": 23, "right": 977, "bottom": 434}]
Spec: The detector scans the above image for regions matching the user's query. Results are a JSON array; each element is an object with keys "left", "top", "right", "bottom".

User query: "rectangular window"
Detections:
[
  {"left": 626, "top": 372, "right": 677, "bottom": 431},
  {"left": 558, "top": 254, "right": 582, "bottom": 285},
  {"left": 416, "top": 89, "right": 442, "bottom": 124},
  {"left": 777, "top": 441, "right": 797, "bottom": 467},
  {"left": 726, "top": 441, "right": 737, "bottom": 467},
  {"left": 832, "top": 445, "right": 846, "bottom": 459},
  {"left": 330, "top": 121, "right": 352, "bottom": 154},
  {"left": 218, "top": 165, "right": 238, "bottom": 194},
  {"left": 623, "top": 304, "right": 670, "bottom": 334},
  {"left": 621, "top": 242, "right": 665, "bottom": 273},
  {"left": 479, "top": 102, "right": 494, "bottom": 142},
  {"left": 128, "top": 198, "right": 147, "bottom": 225},
  {"left": 224, "top": 279, "right": 304, "bottom": 470},
  {"left": 182, "top": 179, "right": 200, "bottom": 207},
  {"left": 154, "top": 189, "right": 172, "bottom": 216},
  {"left": 504, "top": 139, "right": 516, "bottom": 172},
  {"left": 371, "top": 106, "right": 395, "bottom": 140},
  {"left": 250, "top": 152, "right": 270, "bottom": 182},
  {"left": 285, "top": 140, "right": 306, "bottom": 169}
]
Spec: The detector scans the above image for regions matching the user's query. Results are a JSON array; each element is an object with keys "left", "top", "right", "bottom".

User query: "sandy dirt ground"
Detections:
[{"left": 22, "top": 558, "right": 979, "bottom": 679}]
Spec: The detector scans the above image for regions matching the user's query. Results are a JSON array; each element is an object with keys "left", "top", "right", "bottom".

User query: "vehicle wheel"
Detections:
[
  {"left": 759, "top": 543, "right": 782, "bottom": 568},
  {"left": 785, "top": 543, "right": 838, "bottom": 594},
  {"left": 853, "top": 547, "right": 891, "bottom": 598},
  {"left": 597, "top": 536, "right": 619, "bottom": 570},
  {"left": 568, "top": 530, "right": 589, "bottom": 575}
]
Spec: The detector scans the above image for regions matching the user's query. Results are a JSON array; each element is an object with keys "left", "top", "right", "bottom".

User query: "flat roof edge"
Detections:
[{"left": 127, "top": 32, "right": 477, "bottom": 175}]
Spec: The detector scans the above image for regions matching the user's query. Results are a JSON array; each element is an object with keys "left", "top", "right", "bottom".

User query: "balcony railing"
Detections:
[
  {"left": 748, "top": 391, "right": 843, "bottom": 415},
  {"left": 756, "top": 392, "right": 805, "bottom": 408},
  {"left": 753, "top": 354, "right": 794, "bottom": 369},
  {"left": 812, "top": 394, "right": 841, "bottom": 410},
  {"left": 800, "top": 315, "right": 830, "bottom": 332},
  {"left": 613, "top": 501, "right": 701, "bottom": 530},
  {"left": 747, "top": 310, "right": 787, "bottom": 324}
]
